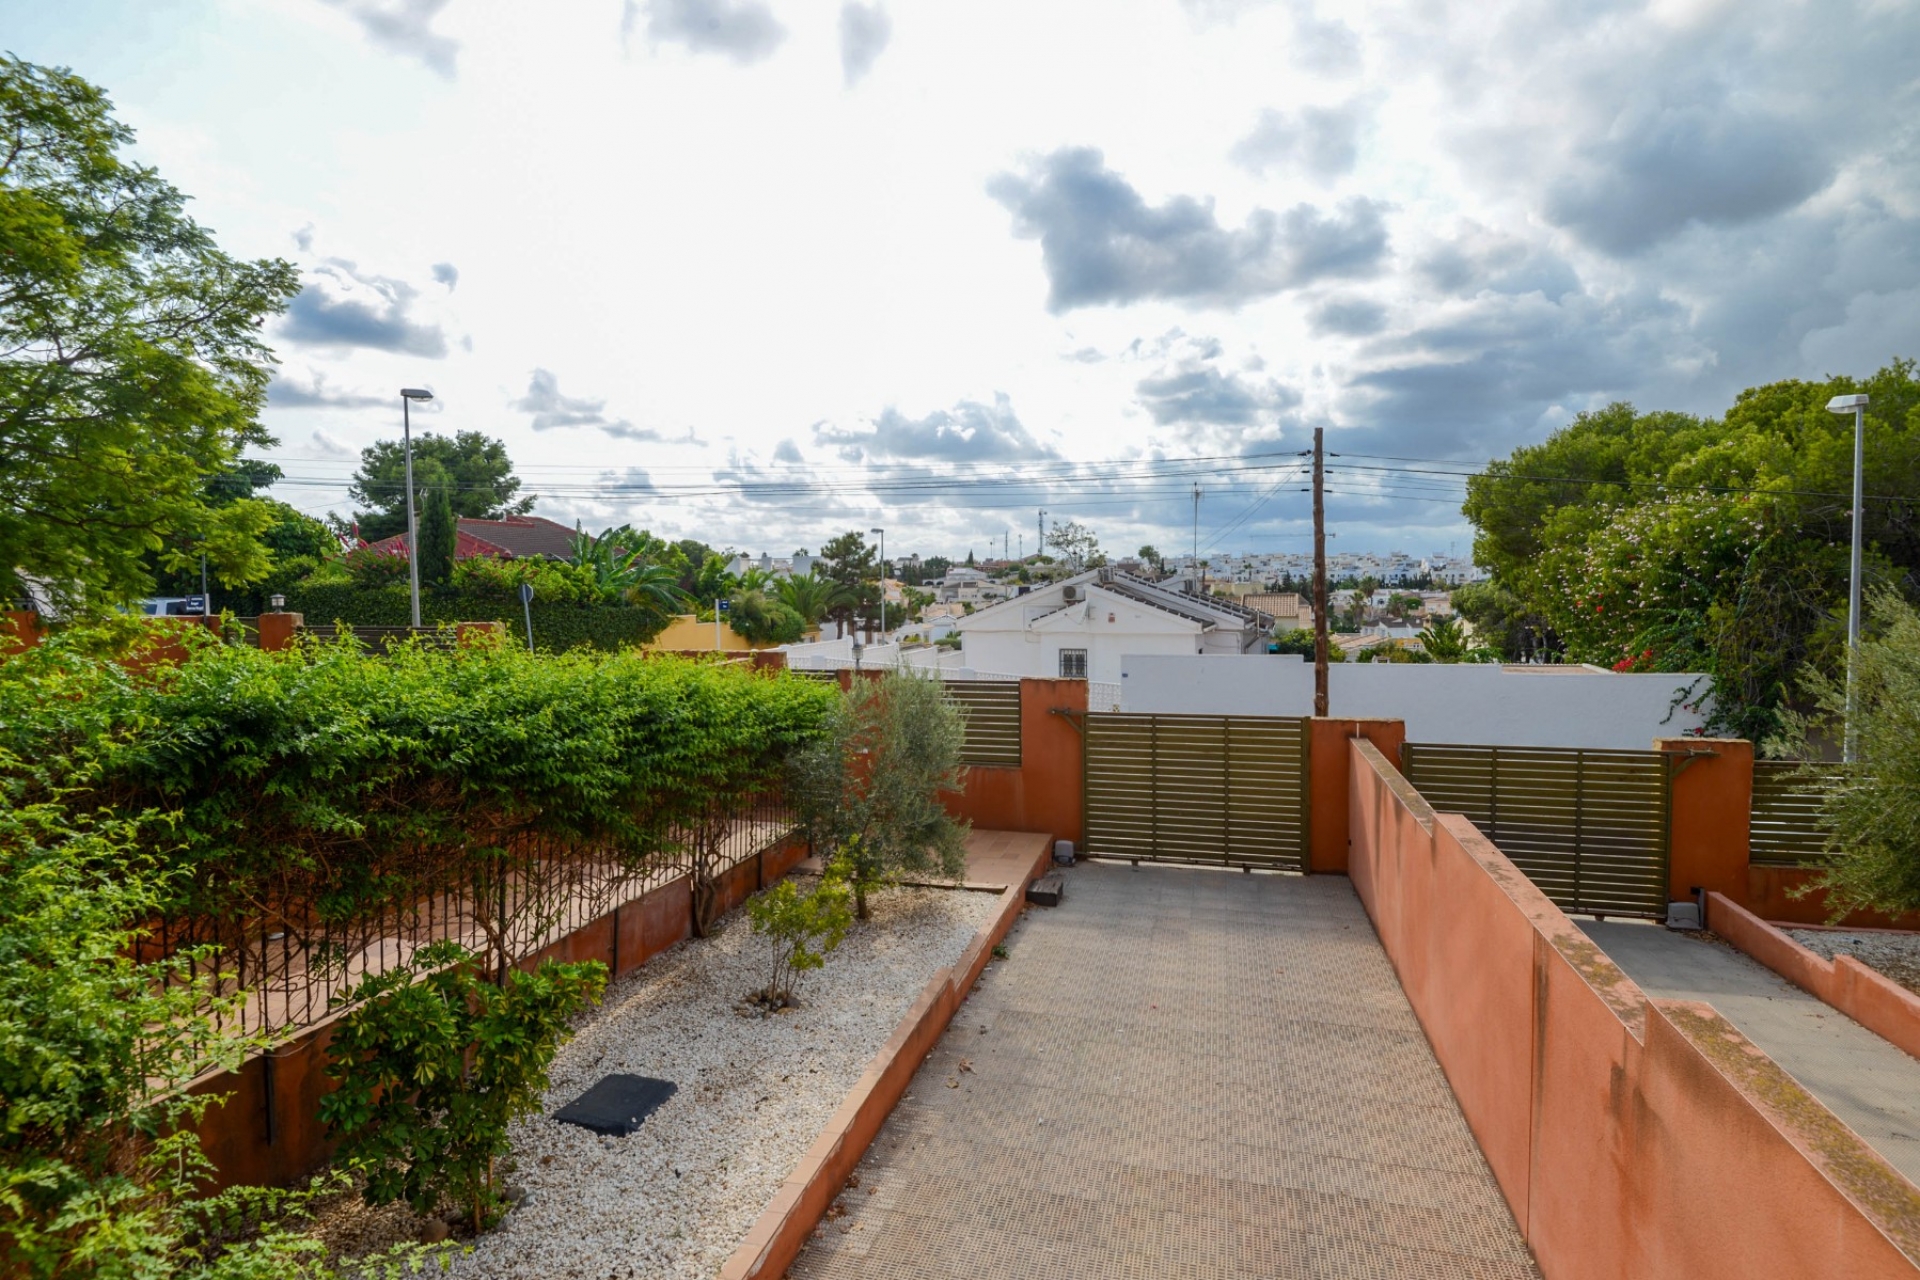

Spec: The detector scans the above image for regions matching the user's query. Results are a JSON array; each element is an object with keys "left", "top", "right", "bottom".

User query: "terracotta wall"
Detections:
[
  {"left": 942, "top": 677, "right": 1086, "bottom": 846},
  {"left": 188, "top": 835, "right": 808, "bottom": 1190},
  {"left": 1707, "top": 892, "right": 1920, "bottom": 1062},
  {"left": 1306, "top": 717, "right": 1405, "bottom": 873},
  {"left": 1348, "top": 738, "right": 1920, "bottom": 1280},
  {"left": 1659, "top": 736, "right": 1752, "bottom": 902}
]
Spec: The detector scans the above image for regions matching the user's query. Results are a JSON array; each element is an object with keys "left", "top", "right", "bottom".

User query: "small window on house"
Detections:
[{"left": 1059, "top": 648, "right": 1088, "bottom": 678}]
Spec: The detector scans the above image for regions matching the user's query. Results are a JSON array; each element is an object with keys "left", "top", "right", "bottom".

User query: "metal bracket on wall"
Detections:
[
  {"left": 1049, "top": 707, "right": 1086, "bottom": 735},
  {"left": 1659, "top": 745, "right": 1719, "bottom": 777}
]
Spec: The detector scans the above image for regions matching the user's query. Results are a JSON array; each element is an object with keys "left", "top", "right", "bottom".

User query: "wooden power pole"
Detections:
[{"left": 1312, "top": 426, "right": 1329, "bottom": 717}]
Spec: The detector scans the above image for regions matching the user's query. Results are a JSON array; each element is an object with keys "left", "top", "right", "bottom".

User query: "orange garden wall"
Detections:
[
  {"left": 1307, "top": 717, "right": 1405, "bottom": 874},
  {"left": 1348, "top": 738, "right": 1920, "bottom": 1280},
  {"left": 943, "top": 677, "right": 1085, "bottom": 847},
  {"left": 189, "top": 835, "right": 809, "bottom": 1191}
]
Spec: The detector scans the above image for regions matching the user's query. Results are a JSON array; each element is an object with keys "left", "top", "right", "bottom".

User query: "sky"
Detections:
[{"left": 9, "top": 0, "right": 1919, "bottom": 563}]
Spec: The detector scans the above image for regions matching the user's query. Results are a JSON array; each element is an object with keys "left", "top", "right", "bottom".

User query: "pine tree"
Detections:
[{"left": 418, "top": 486, "right": 457, "bottom": 587}]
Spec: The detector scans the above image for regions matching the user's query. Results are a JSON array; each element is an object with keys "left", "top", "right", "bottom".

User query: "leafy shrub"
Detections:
[
  {"left": 0, "top": 629, "right": 839, "bottom": 980},
  {"left": 746, "top": 857, "right": 853, "bottom": 1009},
  {"left": 0, "top": 743, "right": 350, "bottom": 1279},
  {"left": 449, "top": 556, "right": 603, "bottom": 607},
  {"left": 727, "top": 590, "right": 806, "bottom": 646},
  {"left": 1269, "top": 628, "right": 1316, "bottom": 656},
  {"left": 790, "top": 671, "right": 968, "bottom": 918},
  {"left": 342, "top": 545, "right": 409, "bottom": 588},
  {"left": 1780, "top": 590, "right": 1920, "bottom": 916},
  {"left": 321, "top": 941, "right": 606, "bottom": 1235}
]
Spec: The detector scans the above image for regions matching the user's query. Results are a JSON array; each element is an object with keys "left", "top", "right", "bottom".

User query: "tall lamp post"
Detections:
[
  {"left": 870, "top": 527, "right": 886, "bottom": 641},
  {"left": 399, "top": 388, "right": 434, "bottom": 629},
  {"left": 1826, "top": 392, "right": 1870, "bottom": 762}
]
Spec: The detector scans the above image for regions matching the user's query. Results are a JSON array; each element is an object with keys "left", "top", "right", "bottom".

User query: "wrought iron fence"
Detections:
[{"left": 138, "top": 792, "right": 796, "bottom": 1040}]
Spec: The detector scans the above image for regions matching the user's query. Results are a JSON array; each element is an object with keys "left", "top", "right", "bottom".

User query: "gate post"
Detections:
[
  {"left": 1310, "top": 718, "right": 1406, "bottom": 874},
  {"left": 1658, "top": 736, "right": 1751, "bottom": 908}
]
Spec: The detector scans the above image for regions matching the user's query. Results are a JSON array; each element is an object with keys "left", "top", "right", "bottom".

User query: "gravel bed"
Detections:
[
  {"left": 1788, "top": 928, "right": 1920, "bottom": 998},
  {"left": 429, "top": 884, "right": 999, "bottom": 1279}
]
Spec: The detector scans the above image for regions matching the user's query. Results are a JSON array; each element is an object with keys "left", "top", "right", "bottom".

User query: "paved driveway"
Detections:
[{"left": 789, "top": 861, "right": 1538, "bottom": 1279}]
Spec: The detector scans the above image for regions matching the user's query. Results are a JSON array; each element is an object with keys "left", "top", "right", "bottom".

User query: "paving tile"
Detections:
[{"left": 786, "top": 862, "right": 1539, "bottom": 1279}]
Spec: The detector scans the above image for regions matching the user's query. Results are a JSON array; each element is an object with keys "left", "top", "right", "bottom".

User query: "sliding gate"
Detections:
[
  {"left": 1401, "top": 743, "right": 1671, "bottom": 919},
  {"left": 1083, "top": 713, "right": 1309, "bottom": 870}
]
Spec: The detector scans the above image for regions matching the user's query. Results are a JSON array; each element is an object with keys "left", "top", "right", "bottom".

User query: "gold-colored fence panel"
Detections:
[
  {"left": 1750, "top": 760, "right": 1840, "bottom": 866},
  {"left": 944, "top": 680, "right": 1023, "bottom": 767},
  {"left": 1083, "top": 713, "right": 1309, "bottom": 870},
  {"left": 1401, "top": 743, "right": 1671, "bottom": 919}
]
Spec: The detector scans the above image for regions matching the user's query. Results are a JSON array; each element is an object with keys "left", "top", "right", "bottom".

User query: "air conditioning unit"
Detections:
[{"left": 1062, "top": 585, "right": 1082, "bottom": 603}]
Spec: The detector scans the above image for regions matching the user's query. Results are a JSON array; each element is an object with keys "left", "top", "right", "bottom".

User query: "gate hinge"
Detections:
[{"left": 1659, "top": 745, "right": 1718, "bottom": 776}]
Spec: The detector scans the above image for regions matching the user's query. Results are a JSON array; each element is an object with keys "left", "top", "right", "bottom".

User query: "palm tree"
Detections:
[
  {"left": 777, "top": 571, "right": 850, "bottom": 629},
  {"left": 1417, "top": 616, "right": 1497, "bottom": 663},
  {"left": 624, "top": 563, "right": 686, "bottom": 621}
]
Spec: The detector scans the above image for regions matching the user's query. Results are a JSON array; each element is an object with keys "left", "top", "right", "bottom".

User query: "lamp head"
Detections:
[
  {"left": 1826, "top": 393, "right": 1869, "bottom": 413},
  {"left": 400, "top": 387, "right": 435, "bottom": 401}
]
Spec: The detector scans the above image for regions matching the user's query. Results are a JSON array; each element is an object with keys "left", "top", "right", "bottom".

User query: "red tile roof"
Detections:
[{"left": 365, "top": 515, "right": 578, "bottom": 561}]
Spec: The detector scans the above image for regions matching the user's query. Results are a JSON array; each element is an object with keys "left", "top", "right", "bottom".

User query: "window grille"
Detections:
[{"left": 1059, "top": 648, "right": 1088, "bottom": 678}]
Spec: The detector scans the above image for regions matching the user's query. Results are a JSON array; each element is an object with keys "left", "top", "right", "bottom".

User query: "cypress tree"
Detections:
[{"left": 418, "top": 486, "right": 457, "bottom": 587}]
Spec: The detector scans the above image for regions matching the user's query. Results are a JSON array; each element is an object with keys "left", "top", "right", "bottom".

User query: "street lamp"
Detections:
[
  {"left": 399, "top": 388, "right": 434, "bottom": 629},
  {"left": 1826, "top": 392, "right": 1870, "bottom": 762},
  {"left": 870, "top": 527, "right": 886, "bottom": 641}
]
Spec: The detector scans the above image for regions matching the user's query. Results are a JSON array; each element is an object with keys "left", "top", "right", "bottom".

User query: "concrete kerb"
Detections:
[
  {"left": 1708, "top": 891, "right": 1920, "bottom": 1064},
  {"left": 718, "top": 848, "right": 1043, "bottom": 1280}
]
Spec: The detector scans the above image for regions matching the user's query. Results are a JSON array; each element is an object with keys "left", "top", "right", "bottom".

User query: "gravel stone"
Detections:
[
  {"left": 437, "top": 884, "right": 998, "bottom": 1280},
  {"left": 1787, "top": 928, "right": 1920, "bottom": 998}
]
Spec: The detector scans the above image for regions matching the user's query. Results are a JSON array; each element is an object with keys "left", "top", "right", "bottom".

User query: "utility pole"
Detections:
[
  {"left": 1191, "top": 483, "right": 1202, "bottom": 597},
  {"left": 1312, "top": 427, "right": 1329, "bottom": 717},
  {"left": 1038, "top": 509, "right": 1047, "bottom": 558}
]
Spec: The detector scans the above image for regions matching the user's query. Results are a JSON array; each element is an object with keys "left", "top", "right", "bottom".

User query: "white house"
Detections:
[{"left": 953, "top": 568, "right": 1272, "bottom": 682}]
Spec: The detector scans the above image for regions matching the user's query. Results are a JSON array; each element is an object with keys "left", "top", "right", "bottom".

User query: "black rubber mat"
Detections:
[{"left": 553, "top": 1074, "right": 678, "bottom": 1136}]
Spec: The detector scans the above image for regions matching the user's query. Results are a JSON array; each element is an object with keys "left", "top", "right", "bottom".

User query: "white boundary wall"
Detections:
[{"left": 1118, "top": 654, "right": 1708, "bottom": 749}]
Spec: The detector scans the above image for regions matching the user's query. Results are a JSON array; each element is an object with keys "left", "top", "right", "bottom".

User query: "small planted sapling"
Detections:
[
  {"left": 746, "top": 855, "right": 854, "bottom": 1011},
  {"left": 320, "top": 941, "right": 607, "bottom": 1235}
]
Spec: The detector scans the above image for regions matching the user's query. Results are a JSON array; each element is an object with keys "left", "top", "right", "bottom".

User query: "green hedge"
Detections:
[
  {"left": 286, "top": 583, "right": 665, "bottom": 652},
  {"left": 0, "top": 629, "right": 839, "bottom": 935}
]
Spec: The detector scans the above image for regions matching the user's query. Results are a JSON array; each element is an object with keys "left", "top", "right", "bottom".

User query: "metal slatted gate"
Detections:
[
  {"left": 1750, "top": 760, "right": 1840, "bottom": 866},
  {"left": 1400, "top": 744, "right": 1671, "bottom": 919},
  {"left": 1083, "top": 713, "right": 1310, "bottom": 870},
  {"left": 944, "top": 680, "right": 1023, "bottom": 767}
]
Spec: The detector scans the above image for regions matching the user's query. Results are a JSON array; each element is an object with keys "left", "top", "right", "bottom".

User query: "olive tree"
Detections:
[{"left": 789, "top": 672, "right": 969, "bottom": 919}]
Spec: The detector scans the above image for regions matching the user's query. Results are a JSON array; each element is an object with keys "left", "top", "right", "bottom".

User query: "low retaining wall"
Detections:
[
  {"left": 1708, "top": 892, "right": 1920, "bottom": 1063},
  {"left": 189, "top": 836, "right": 809, "bottom": 1190},
  {"left": 1349, "top": 739, "right": 1920, "bottom": 1280},
  {"left": 718, "top": 839, "right": 1048, "bottom": 1280}
]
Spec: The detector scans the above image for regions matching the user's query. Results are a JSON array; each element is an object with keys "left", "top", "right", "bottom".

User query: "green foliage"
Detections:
[
  {"left": 321, "top": 941, "right": 605, "bottom": 1235},
  {"left": 342, "top": 547, "right": 410, "bottom": 589},
  {"left": 1269, "top": 628, "right": 1316, "bottom": 657},
  {"left": 287, "top": 578, "right": 669, "bottom": 653},
  {"left": 348, "top": 432, "right": 531, "bottom": 543},
  {"left": 0, "top": 740, "right": 318, "bottom": 1279},
  {"left": 790, "top": 672, "right": 969, "bottom": 919},
  {"left": 1045, "top": 521, "right": 1104, "bottom": 572},
  {"left": 746, "top": 857, "right": 853, "bottom": 1008},
  {"left": 815, "top": 533, "right": 879, "bottom": 634},
  {"left": 727, "top": 590, "right": 805, "bottom": 645},
  {"left": 0, "top": 57, "right": 301, "bottom": 613},
  {"left": 1415, "top": 616, "right": 1496, "bottom": 664},
  {"left": 416, "top": 489, "right": 456, "bottom": 589},
  {"left": 0, "top": 629, "right": 839, "bottom": 979},
  {"left": 1778, "top": 592, "right": 1920, "bottom": 917},
  {"left": 1461, "top": 361, "right": 1920, "bottom": 737},
  {"left": 775, "top": 572, "right": 847, "bottom": 628}
]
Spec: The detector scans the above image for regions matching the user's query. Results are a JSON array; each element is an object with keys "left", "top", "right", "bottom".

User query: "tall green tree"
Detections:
[
  {"left": 776, "top": 571, "right": 846, "bottom": 629},
  {"left": 417, "top": 485, "right": 456, "bottom": 587},
  {"left": 0, "top": 57, "right": 301, "bottom": 612},
  {"left": 347, "top": 430, "right": 531, "bottom": 541},
  {"left": 1461, "top": 362, "right": 1920, "bottom": 738},
  {"left": 816, "top": 531, "right": 879, "bottom": 637}
]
